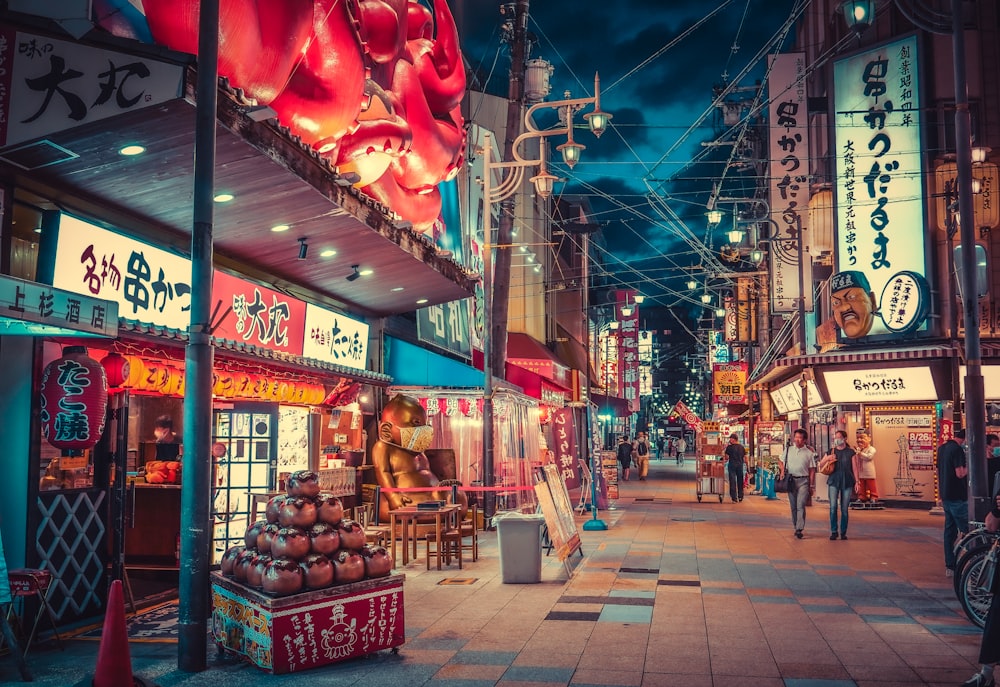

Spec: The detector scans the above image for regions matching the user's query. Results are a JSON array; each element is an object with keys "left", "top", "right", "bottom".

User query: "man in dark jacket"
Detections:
[
  {"left": 724, "top": 434, "right": 746, "bottom": 503},
  {"left": 938, "top": 428, "right": 969, "bottom": 576},
  {"left": 616, "top": 435, "right": 633, "bottom": 482}
]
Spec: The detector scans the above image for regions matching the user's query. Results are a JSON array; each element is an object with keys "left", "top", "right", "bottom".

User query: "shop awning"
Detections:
[
  {"left": 117, "top": 318, "right": 392, "bottom": 385},
  {"left": 505, "top": 362, "right": 569, "bottom": 404},
  {"left": 0, "top": 29, "right": 475, "bottom": 319},
  {"left": 590, "top": 392, "right": 631, "bottom": 418},
  {"left": 552, "top": 325, "right": 599, "bottom": 386},
  {"left": 748, "top": 343, "right": 957, "bottom": 389},
  {"left": 507, "top": 333, "right": 571, "bottom": 389}
]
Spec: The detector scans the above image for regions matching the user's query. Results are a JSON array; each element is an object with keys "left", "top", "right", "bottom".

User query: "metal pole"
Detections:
[
  {"left": 580, "top": 229, "right": 606, "bottom": 530},
  {"left": 950, "top": 0, "right": 988, "bottom": 520},
  {"left": 179, "top": 0, "right": 217, "bottom": 671},
  {"left": 481, "top": 134, "right": 496, "bottom": 521},
  {"left": 796, "top": 216, "right": 809, "bottom": 431}
]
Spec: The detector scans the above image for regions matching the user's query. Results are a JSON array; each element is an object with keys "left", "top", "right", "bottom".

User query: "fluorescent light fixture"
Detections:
[{"left": 391, "top": 287, "right": 404, "bottom": 292}]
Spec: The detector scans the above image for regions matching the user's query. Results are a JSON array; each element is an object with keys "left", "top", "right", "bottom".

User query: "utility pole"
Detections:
[
  {"left": 490, "top": 0, "right": 529, "bottom": 382},
  {"left": 482, "top": 0, "right": 528, "bottom": 520}
]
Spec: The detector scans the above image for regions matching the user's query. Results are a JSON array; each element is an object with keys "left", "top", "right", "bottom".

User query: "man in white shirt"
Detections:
[
  {"left": 781, "top": 428, "right": 817, "bottom": 539},
  {"left": 676, "top": 436, "right": 687, "bottom": 465}
]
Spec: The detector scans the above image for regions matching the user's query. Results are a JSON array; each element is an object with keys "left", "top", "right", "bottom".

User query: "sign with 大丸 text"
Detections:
[
  {"left": 0, "top": 27, "right": 184, "bottom": 148},
  {"left": 52, "top": 215, "right": 369, "bottom": 369},
  {"left": 833, "top": 35, "right": 926, "bottom": 338},
  {"left": 821, "top": 366, "right": 935, "bottom": 403}
]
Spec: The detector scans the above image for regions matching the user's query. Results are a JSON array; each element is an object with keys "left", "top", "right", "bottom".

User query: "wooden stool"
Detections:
[
  {"left": 459, "top": 505, "right": 479, "bottom": 562},
  {"left": 424, "top": 529, "right": 463, "bottom": 569},
  {"left": 6, "top": 569, "right": 62, "bottom": 656}
]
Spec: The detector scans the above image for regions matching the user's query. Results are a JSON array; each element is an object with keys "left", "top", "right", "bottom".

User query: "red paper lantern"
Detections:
[
  {"left": 40, "top": 346, "right": 109, "bottom": 452},
  {"left": 101, "top": 351, "right": 130, "bottom": 389}
]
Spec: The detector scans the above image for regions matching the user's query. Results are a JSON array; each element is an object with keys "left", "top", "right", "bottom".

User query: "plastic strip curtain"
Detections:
[{"left": 388, "top": 387, "right": 541, "bottom": 511}]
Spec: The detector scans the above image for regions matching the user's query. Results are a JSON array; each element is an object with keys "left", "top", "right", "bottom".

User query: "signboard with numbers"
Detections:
[
  {"left": 52, "top": 215, "right": 370, "bottom": 369},
  {"left": 416, "top": 300, "right": 471, "bottom": 358}
]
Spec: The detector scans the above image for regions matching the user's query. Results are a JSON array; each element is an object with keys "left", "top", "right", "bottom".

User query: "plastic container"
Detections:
[{"left": 494, "top": 512, "right": 545, "bottom": 583}]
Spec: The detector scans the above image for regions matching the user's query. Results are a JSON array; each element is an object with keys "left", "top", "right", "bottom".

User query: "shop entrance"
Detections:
[{"left": 211, "top": 404, "right": 278, "bottom": 562}]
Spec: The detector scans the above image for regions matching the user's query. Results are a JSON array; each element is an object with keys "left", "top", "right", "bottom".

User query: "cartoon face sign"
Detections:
[{"left": 831, "top": 285, "right": 878, "bottom": 338}]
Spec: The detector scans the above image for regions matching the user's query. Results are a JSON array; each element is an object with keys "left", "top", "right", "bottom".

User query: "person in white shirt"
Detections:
[
  {"left": 852, "top": 433, "right": 878, "bottom": 502},
  {"left": 780, "top": 428, "right": 817, "bottom": 539},
  {"left": 676, "top": 436, "right": 687, "bottom": 465}
]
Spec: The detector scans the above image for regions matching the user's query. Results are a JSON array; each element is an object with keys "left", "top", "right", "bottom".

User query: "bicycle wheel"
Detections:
[
  {"left": 956, "top": 548, "right": 992, "bottom": 628},
  {"left": 955, "top": 528, "right": 997, "bottom": 567},
  {"left": 955, "top": 541, "right": 994, "bottom": 599}
]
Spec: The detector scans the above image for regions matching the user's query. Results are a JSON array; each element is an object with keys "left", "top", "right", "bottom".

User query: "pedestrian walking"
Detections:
[
  {"left": 634, "top": 432, "right": 651, "bottom": 480},
  {"left": 960, "top": 487, "right": 1000, "bottom": 687},
  {"left": 657, "top": 435, "right": 666, "bottom": 460},
  {"left": 676, "top": 436, "right": 687, "bottom": 465},
  {"left": 820, "top": 429, "right": 856, "bottom": 540},
  {"left": 938, "top": 428, "right": 969, "bottom": 577},
  {"left": 724, "top": 433, "right": 746, "bottom": 502},
  {"left": 780, "top": 428, "right": 817, "bottom": 539},
  {"left": 616, "top": 435, "right": 633, "bottom": 482}
]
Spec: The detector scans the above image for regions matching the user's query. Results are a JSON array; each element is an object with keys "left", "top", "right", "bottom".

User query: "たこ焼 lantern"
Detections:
[{"left": 40, "top": 346, "right": 109, "bottom": 452}]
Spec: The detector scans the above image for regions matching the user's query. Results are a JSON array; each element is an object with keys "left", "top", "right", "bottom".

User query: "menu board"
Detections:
[
  {"left": 601, "top": 450, "right": 619, "bottom": 500},
  {"left": 534, "top": 464, "right": 582, "bottom": 562}
]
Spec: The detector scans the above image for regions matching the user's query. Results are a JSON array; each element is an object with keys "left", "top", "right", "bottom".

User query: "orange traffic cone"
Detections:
[{"left": 92, "top": 579, "right": 141, "bottom": 687}]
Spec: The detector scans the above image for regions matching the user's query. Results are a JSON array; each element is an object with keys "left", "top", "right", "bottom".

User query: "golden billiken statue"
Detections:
[{"left": 372, "top": 394, "right": 467, "bottom": 522}]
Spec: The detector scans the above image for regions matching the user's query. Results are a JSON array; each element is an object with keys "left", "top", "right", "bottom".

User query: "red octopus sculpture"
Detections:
[{"left": 98, "top": 0, "right": 466, "bottom": 233}]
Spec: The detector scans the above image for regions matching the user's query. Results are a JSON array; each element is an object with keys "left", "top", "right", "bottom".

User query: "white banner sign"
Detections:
[
  {"left": 767, "top": 52, "right": 813, "bottom": 314},
  {"left": 303, "top": 304, "right": 369, "bottom": 371},
  {"left": 0, "top": 27, "right": 184, "bottom": 147},
  {"left": 833, "top": 35, "right": 926, "bottom": 337},
  {"left": 821, "top": 366, "right": 936, "bottom": 403}
]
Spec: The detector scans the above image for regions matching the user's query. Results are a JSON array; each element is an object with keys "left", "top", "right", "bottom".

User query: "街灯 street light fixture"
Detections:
[{"left": 480, "top": 74, "right": 612, "bottom": 526}]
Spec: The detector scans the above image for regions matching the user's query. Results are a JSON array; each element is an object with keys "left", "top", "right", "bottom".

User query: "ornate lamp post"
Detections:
[
  {"left": 841, "top": 0, "right": 988, "bottom": 520},
  {"left": 480, "top": 77, "right": 611, "bottom": 520}
]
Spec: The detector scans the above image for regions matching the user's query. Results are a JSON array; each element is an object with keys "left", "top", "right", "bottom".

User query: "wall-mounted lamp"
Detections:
[
  {"left": 751, "top": 248, "right": 765, "bottom": 265},
  {"left": 700, "top": 292, "right": 712, "bottom": 304},
  {"left": 346, "top": 264, "right": 361, "bottom": 282},
  {"left": 634, "top": 294, "right": 645, "bottom": 304},
  {"left": 621, "top": 306, "right": 633, "bottom": 317},
  {"left": 687, "top": 279, "right": 698, "bottom": 291},
  {"left": 706, "top": 209, "right": 724, "bottom": 227},
  {"left": 714, "top": 308, "right": 726, "bottom": 318},
  {"left": 297, "top": 237, "right": 308, "bottom": 260},
  {"left": 973, "top": 146, "right": 992, "bottom": 164},
  {"left": 727, "top": 228, "right": 746, "bottom": 244}
]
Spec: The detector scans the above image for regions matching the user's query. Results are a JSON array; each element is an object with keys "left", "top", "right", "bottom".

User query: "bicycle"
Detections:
[{"left": 953, "top": 525, "right": 999, "bottom": 628}]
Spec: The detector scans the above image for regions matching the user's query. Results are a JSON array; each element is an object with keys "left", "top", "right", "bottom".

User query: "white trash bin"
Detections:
[{"left": 494, "top": 512, "right": 545, "bottom": 583}]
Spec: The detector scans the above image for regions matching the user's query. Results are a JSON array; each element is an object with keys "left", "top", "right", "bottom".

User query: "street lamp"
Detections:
[
  {"left": 842, "top": 0, "right": 989, "bottom": 520},
  {"left": 480, "top": 75, "right": 611, "bottom": 520}
]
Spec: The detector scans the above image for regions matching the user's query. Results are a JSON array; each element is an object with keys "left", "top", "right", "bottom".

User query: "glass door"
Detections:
[{"left": 211, "top": 404, "right": 277, "bottom": 563}]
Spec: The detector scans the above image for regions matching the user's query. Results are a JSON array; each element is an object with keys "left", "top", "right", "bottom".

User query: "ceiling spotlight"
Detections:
[
  {"left": 297, "top": 237, "right": 308, "bottom": 260},
  {"left": 118, "top": 144, "right": 145, "bottom": 156},
  {"left": 346, "top": 264, "right": 361, "bottom": 282},
  {"left": 270, "top": 224, "right": 290, "bottom": 233},
  {"left": 213, "top": 192, "right": 235, "bottom": 203},
  {"left": 319, "top": 248, "right": 337, "bottom": 258},
  {"left": 416, "top": 298, "right": 429, "bottom": 305}
]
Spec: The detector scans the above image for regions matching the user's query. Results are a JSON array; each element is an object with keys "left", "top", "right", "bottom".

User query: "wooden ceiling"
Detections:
[{"left": 2, "top": 68, "right": 476, "bottom": 319}]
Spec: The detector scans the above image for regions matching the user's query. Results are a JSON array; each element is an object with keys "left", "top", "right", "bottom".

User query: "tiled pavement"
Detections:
[{"left": 2, "top": 457, "right": 985, "bottom": 686}]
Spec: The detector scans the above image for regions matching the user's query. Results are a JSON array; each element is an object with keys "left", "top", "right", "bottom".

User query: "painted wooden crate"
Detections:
[{"left": 211, "top": 571, "right": 405, "bottom": 674}]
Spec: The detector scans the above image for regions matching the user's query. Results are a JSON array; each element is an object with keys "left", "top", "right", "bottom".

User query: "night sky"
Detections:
[{"left": 456, "top": 0, "right": 803, "bottom": 319}]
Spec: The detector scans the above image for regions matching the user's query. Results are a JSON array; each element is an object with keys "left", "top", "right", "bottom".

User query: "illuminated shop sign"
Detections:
[
  {"left": 767, "top": 52, "right": 813, "bottom": 314},
  {"left": 833, "top": 35, "right": 926, "bottom": 339},
  {"left": 769, "top": 377, "right": 822, "bottom": 414},
  {"left": 821, "top": 366, "right": 935, "bottom": 403},
  {"left": 52, "top": 215, "right": 369, "bottom": 370}
]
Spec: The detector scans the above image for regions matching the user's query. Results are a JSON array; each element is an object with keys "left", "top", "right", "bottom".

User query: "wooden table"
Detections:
[{"left": 389, "top": 505, "right": 460, "bottom": 569}]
